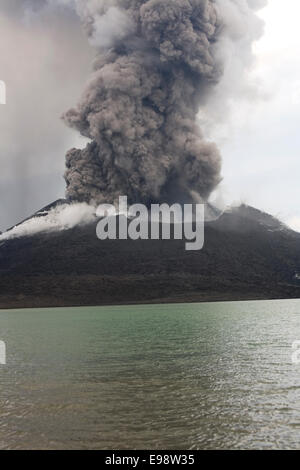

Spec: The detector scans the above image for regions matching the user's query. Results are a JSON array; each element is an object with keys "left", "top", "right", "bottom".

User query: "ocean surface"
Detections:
[{"left": 0, "top": 300, "right": 299, "bottom": 450}]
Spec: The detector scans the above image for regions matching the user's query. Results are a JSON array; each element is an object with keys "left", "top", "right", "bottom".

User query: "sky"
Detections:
[
  {"left": 209, "top": 0, "right": 300, "bottom": 230},
  {"left": 0, "top": 0, "right": 300, "bottom": 231},
  {"left": 0, "top": 1, "right": 93, "bottom": 230}
]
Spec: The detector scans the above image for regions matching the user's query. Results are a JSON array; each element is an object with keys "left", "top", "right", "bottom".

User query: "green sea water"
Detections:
[{"left": 0, "top": 299, "right": 299, "bottom": 450}]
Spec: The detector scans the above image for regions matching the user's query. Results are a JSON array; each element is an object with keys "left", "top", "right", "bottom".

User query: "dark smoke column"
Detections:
[{"left": 63, "top": 0, "right": 224, "bottom": 206}]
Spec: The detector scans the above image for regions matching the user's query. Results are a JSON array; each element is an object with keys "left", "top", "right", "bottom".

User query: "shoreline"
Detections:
[{"left": 1, "top": 292, "right": 300, "bottom": 311}]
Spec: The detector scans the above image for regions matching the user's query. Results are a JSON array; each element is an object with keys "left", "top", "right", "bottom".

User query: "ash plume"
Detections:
[{"left": 57, "top": 0, "right": 266, "bottom": 206}]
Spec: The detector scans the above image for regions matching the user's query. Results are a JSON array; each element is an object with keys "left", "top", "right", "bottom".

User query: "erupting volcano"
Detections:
[{"left": 3, "top": 1, "right": 298, "bottom": 311}]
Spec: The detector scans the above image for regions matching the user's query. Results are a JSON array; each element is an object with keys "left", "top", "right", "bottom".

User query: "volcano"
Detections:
[{"left": 0, "top": 203, "right": 300, "bottom": 309}]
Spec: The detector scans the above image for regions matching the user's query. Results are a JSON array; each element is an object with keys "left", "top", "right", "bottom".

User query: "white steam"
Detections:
[
  {"left": 89, "top": 7, "right": 135, "bottom": 49},
  {"left": 0, "top": 203, "right": 96, "bottom": 241}
]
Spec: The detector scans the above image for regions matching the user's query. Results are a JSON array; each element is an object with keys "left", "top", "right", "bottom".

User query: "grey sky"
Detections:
[
  {"left": 0, "top": 0, "right": 299, "bottom": 231},
  {"left": 208, "top": 0, "right": 300, "bottom": 230},
  {"left": 0, "top": 1, "right": 92, "bottom": 230}
]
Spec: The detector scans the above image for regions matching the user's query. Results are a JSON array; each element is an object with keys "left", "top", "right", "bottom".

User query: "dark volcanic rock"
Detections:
[{"left": 0, "top": 204, "right": 300, "bottom": 308}]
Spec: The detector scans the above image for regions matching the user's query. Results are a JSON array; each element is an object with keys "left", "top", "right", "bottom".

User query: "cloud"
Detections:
[
  {"left": 59, "top": 1, "right": 267, "bottom": 207},
  {"left": 286, "top": 216, "right": 300, "bottom": 233}
]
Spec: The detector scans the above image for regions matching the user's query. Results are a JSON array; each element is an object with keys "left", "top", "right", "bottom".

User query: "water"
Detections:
[{"left": 0, "top": 299, "right": 299, "bottom": 450}]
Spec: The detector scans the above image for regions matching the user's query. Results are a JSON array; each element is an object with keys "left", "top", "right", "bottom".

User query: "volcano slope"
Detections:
[{"left": 0, "top": 204, "right": 300, "bottom": 309}]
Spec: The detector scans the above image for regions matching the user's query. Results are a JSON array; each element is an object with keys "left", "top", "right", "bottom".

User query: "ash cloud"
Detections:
[{"left": 37, "top": 1, "right": 267, "bottom": 206}]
